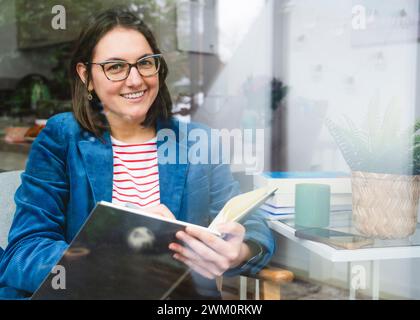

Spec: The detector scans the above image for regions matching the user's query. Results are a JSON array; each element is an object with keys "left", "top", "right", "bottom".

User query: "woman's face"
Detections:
[{"left": 86, "top": 27, "right": 159, "bottom": 125}]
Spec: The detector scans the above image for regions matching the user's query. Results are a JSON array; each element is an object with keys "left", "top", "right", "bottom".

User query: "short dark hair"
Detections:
[{"left": 69, "top": 7, "right": 172, "bottom": 137}]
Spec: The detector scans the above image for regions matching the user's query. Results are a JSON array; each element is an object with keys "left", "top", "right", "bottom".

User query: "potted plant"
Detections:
[{"left": 326, "top": 98, "right": 420, "bottom": 239}]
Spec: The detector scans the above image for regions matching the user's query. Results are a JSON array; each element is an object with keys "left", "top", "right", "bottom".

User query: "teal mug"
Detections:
[{"left": 295, "top": 183, "right": 331, "bottom": 228}]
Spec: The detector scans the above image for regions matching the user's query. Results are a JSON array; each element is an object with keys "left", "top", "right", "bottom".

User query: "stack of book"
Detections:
[{"left": 254, "top": 171, "right": 352, "bottom": 220}]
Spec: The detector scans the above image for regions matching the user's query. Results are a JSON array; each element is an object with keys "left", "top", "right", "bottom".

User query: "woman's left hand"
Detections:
[{"left": 169, "top": 222, "right": 251, "bottom": 279}]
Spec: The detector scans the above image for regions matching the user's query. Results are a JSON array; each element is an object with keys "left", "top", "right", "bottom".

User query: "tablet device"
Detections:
[{"left": 295, "top": 227, "right": 374, "bottom": 249}]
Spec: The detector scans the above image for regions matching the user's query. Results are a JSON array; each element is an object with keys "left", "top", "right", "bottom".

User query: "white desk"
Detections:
[{"left": 267, "top": 212, "right": 420, "bottom": 299}]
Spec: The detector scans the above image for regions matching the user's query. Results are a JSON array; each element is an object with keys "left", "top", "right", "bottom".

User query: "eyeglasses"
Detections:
[{"left": 86, "top": 54, "right": 162, "bottom": 81}]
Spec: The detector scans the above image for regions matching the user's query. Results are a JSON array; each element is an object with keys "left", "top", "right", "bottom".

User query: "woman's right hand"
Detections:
[{"left": 143, "top": 204, "right": 176, "bottom": 220}]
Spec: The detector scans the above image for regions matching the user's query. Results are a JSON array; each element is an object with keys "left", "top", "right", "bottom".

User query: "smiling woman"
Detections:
[
  {"left": 77, "top": 26, "right": 161, "bottom": 142},
  {"left": 0, "top": 7, "right": 275, "bottom": 300},
  {"left": 70, "top": 10, "right": 172, "bottom": 141}
]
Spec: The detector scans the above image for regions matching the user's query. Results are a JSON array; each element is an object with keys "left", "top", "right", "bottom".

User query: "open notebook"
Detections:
[
  {"left": 32, "top": 187, "right": 277, "bottom": 299},
  {"left": 208, "top": 186, "right": 277, "bottom": 230}
]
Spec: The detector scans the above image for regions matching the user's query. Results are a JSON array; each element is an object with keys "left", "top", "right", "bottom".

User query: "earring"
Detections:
[{"left": 87, "top": 92, "right": 93, "bottom": 101}]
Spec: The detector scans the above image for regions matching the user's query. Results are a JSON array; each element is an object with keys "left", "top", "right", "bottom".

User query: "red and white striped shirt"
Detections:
[{"left": 111, "top": 136, "right": 160, "bottom": 208}]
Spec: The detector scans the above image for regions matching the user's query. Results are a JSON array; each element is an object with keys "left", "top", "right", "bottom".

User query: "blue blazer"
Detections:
[{"left": 0, "top": 112, "right": 274, "bottom": 299}]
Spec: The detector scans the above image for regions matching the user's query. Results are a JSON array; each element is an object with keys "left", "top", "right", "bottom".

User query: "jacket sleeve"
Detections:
[
  {"left": 0, "top": 115, "right": 70, "bottom": 296},
  {"left": 208, "top": 162, "right": 275, "bottom": 277}
]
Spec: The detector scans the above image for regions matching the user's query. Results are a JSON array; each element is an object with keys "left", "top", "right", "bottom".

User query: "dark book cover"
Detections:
[{"left": 32, "top": 202, "right": 220, "bottom": 300}]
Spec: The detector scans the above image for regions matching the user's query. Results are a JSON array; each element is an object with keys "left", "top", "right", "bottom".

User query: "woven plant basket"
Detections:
[{"left": 351, "top": 171, "right": 420, "bottom": 239}]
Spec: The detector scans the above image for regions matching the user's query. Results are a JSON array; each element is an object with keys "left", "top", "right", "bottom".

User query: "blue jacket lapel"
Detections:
[
  {"left": 156, "top": 120, "right": 189, "bottom": 219},
  {"left": 78, "top": 131, "right": 113, "bottom": 204}
]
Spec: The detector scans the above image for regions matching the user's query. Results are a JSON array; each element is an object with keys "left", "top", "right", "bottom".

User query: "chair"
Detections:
[
  {"left": 0, "top": 170, "right": 23, "bottom": 250},
  {"left": 239, "top": 266, "right": 294, "bottom": 300},
  {"left": 219, "top": 266, "right": 294, "bottom": 300}
]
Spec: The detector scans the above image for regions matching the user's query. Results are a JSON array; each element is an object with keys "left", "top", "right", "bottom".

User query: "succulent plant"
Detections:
[{"left": 325, "top": 98, "right": 420, "bottom": 175}]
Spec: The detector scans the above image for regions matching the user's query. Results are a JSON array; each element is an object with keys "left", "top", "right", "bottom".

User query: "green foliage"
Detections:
[{"left": 325, "top": 99, "right": 420, "bottom": 175}]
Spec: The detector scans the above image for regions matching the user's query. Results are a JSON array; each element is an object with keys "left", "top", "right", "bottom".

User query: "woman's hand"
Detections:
[{"left": 169, "top": 222, "right": 252, "bottom": 279}]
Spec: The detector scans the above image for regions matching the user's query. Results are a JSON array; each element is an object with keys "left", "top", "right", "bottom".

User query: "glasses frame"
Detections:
[{"left": 85, "top": 53, "right": 163, "bottom": 82}]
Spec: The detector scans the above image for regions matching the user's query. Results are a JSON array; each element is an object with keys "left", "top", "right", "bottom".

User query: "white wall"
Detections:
[
  {"left": 270, "top": 0, "right": 420, "bottom": 299},
  {"left": 284, "top": 0, "right": 419, "bottom": 171}
]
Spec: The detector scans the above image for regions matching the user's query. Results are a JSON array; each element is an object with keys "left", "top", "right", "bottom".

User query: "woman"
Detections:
[{"left": 0, "top": 8, "right": 274, "bottom": 299}]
